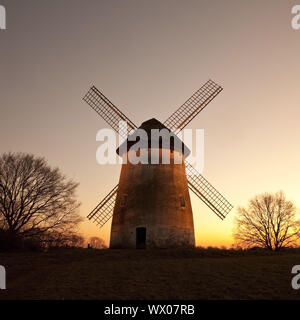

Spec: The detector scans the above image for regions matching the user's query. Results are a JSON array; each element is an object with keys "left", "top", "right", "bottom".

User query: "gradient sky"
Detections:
[{"left": 1, "top": 0, "right": 300, "bottom": 247}]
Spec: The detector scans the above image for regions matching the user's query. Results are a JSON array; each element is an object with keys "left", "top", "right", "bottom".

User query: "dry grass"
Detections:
[{"left": 0, "top": 248, "right": 300, "bottom": 300}]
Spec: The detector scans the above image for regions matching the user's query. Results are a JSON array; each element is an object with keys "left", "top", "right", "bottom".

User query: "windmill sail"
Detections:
[
  {"left": 185, "top": 162, "right": 233, "bottom": 219},
  {"left": 164, "top": 80, "right": 223, "bottom": 134},
  {"left": 83, "top": 86, "right": 137, "bottom": 139},
  {"left": 87, "top": 185, "right": 118, "bottom": 228},
  {"left": 84, "top": 80, "right": 233, "bottom": 237}
]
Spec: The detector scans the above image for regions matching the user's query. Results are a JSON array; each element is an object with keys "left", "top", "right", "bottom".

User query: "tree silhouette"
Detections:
[
  {"left": 234, "top": 191, "right": 300, "bottom": 251},
  {"left": 89, "top": 236, "right": 107, "bottom": 249},
  {"left": 0, "top": 152, "right": 82, "bottom": 238},
  {"left": 40, "top": 231, "right": 85, "bottom": 248}
]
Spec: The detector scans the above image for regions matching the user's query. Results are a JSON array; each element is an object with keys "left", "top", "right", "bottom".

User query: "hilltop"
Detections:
[{"left": 0, "top": 247, "right": 300, "bottom": 299}]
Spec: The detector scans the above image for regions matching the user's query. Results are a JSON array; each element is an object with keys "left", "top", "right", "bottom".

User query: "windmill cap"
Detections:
[{"left": 116, "top": 118, "right": 191, "bottom": 157}]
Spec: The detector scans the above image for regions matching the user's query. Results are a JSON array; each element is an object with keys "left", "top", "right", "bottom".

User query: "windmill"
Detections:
[{"left": 83, "top": 80, "right": 233, "bottom": 248}]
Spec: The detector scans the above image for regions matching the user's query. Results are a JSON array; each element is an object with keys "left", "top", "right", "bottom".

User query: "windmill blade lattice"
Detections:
[
  {"left": 164, "top": 80, "right": 223, "bottom": 134},
  {"left": 83, "top": 79, "right": 233, "bottom": 243},
  {"left": 185, "top": 162, "right": 233, "bottom": 220},
  {"left": 83, "top": 86, "right": 137, "bottom": 139},
  {"left": 87, "top": 185, "right": 118, "bottom": 228}
]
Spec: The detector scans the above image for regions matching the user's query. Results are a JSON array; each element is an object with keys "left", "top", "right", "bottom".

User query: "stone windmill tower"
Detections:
[{"left": 83, "top": 80, "right": 233, "bottom": 248}]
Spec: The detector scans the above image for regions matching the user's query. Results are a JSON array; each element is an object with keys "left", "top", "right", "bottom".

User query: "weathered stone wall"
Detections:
[{"left": 110, "top": 149, "right": 195, "bottom": 248}]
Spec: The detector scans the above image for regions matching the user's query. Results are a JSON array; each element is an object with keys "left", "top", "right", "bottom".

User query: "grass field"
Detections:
[{"left": 0, "top": 248, "right": 300, "bottom": 300}]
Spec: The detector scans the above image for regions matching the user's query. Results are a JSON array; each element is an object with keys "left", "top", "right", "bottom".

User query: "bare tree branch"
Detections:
[
  {"left": 89, "top": 236, "right": 107, "bottom": 249},
  {"left": 234, "top": 191, "right": 300, "bottom": 251},
  {"left": 0, "top": 152, "right": 82, "bottom": 238}
]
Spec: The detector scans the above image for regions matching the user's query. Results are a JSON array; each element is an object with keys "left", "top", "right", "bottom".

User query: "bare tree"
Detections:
[
  {"left": 40, "top": 231, "right": 85, "bottom": 249},
  {"left": 66, "top": 233, "right": 85, "bottom": 248},
  {"left": 0, "top": 152, "right": 82, "bottom": 238},
  {"left": 89, "top": 236, "right": 107, "bottom": 249},
  {"left": 234, "top": 191, "right": 300, "bottom": 251}
]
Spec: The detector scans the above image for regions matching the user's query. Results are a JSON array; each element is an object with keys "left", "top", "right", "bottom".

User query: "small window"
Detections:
[
  {"left": 180, "top": 196, "right": 185, "bottom": 208},
  {"left": 120, "top": 194, "right": 128, "bottom": 207}
]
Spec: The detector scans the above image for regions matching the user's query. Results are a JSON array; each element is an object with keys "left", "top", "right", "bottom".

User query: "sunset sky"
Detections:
[{"left": 1, "top": 0, "right": 300, "bottom": 247}]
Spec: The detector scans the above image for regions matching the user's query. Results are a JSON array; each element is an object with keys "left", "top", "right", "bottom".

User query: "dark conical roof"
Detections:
[
  {"left": 116, "top": 118, "right": 190, "bottom": 157},
  {"left": 139, "top": 118, "right": 168, "bottom": 131}
]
